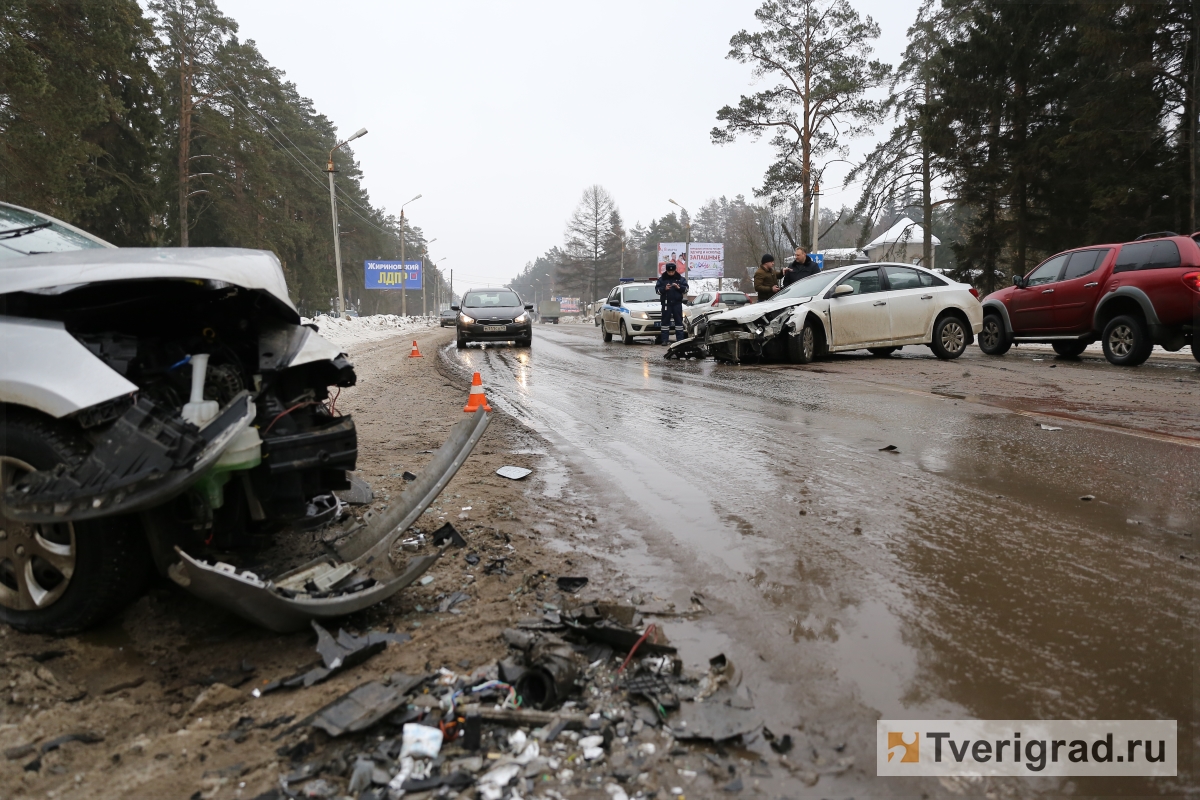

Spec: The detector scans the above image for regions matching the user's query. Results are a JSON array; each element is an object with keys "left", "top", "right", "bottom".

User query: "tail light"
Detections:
[
  {"left": 1183, "top": 271, "right": 1200, "bottom": 293},
  {"left": 969, "top": 287, "right": 980, "bottom": 299},
  {"left": 713, "top": 293, "right": 720, "bottom": 305}
]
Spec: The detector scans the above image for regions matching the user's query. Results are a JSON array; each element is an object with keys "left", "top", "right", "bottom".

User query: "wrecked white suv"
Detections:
[{"left": 0, "top": 202, "right": 488, "bottom": 634}]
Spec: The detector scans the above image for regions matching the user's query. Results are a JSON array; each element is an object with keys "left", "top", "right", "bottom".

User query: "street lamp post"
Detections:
[
  {"left": 399, "top": 194, "right": 422, "bottom": 318},
  {"left": 326, "top": 127, "right": 368, "bottom": 318},
  {"left": 668, "top": 199, "right": 693, "bottom": 288}
]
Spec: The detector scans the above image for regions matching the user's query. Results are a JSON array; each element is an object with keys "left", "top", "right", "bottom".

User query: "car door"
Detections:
[
  {"left": 826, "top": 267, "right": 892, "bottom": 348},
  {"left": 602, "top": 290, "right": 620, "bottom": 332},
  {"left": 1010, "top": 253, "right": 1068, "bottom": 332},
  {"left": 882, "top": 266, "right": 938, "bottom": 341},
  {"left": 1052, "top": 249, "right": 1111, "bottom": 332}
]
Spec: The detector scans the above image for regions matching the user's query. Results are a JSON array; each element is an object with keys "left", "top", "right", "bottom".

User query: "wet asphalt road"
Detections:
[{"left": 445, "top": 324, "right": 1199, "bottom": 797}]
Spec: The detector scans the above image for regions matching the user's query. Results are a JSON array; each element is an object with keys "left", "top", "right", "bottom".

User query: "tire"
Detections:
[
  {"left": 868, "top": 347, "right": 898, "bottom": 357},
  {"left": 1, "top": 411, "right": 150, "bottom": 634},
  {"left": 978, "top": 314, "right": 1011, "bottom": 355},
  {"left": 519, "top": 338, "right": 532, "bottom": 349},
  {"left": 1052, "top": 341, "right": 1087, "bottom": 357},
  {"left": 456, "top": 337, "right": 468, "bottom": 349},
  {"left": 931, "top": 315, "right": 969, "bottom": 360},
  {"left": 1101, "top": 314, "right": 1151, "bottom": 366},
  {"left": 788, "top": 318, "right": 819, "bottom": 364},
  {"left": 620, "top": 321, "right": 634, "bottom": 345},
  {"left": 1192, "top": 337, "right": 1199, "bottom": 364}
]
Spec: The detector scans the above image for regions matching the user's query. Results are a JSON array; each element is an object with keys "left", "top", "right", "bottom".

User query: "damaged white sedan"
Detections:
[
  {"left": 669, "top": 263, "right": 983, "bottom": 364},
  {"left": 1, "top": 202, "right": 487, "bottom": 634}
]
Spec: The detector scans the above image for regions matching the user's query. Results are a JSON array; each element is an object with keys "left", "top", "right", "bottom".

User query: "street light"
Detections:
[
  {"left": 399, "top": 194, "right": 422, "bottom": 318},
  {"left": 422, "top": 238, "right": 437, "bottom": 316},
  {"left": 668, "top": 198, "right": 695, "bottom": 288},
  {"left": 326, "top": 127, "right": 368, "bottom": 317}
]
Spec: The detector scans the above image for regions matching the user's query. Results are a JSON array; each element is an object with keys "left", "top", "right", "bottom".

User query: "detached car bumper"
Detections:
[{"left": 459, "top": 323, "right": 532, "bottom": 341}]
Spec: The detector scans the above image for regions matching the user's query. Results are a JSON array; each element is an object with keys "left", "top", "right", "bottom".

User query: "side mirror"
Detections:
[
  {"left": 1012, "top": 275, "right": 1026, "bottom": 288},
  {"left": 832, "top": 284, "right": 855, "bottom": 297},
  {"left": 450, "top": 304, "right": 460, "bottom": 311},
  {"left": 524, "top": 304, "right": 534, "bottom": 311}
]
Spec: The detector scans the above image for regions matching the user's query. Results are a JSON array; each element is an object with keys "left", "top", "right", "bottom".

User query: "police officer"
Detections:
[{"left": 655, "top": 262, "right": 689, "bottom": 344}]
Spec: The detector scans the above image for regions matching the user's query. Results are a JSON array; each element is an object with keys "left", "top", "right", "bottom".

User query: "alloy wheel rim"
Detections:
[
  {"left": 982, "top": 321, "right": 1000, "bottom": 348},
  {"left": 0, "top": 457, "right": 76, "bottom": 612},
  {"left": 802, "top": 328, "right": 814, "bottom": 359},
  {"left": 942, "top": 322, "right": 965, "bottom": 352},
  {"left": 1109, "top": 325, "right": 1133, "bottom": 356}
]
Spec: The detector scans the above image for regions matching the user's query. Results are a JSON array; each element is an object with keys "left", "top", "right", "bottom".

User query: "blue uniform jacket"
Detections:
[{"left": 655, "top": 272, "right": 689, "bottom": 304}]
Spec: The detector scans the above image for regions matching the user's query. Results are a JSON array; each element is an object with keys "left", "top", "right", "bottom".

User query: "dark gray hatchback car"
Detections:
[{"left": 453, "top": 289, "right": 534, "bottom": 349}]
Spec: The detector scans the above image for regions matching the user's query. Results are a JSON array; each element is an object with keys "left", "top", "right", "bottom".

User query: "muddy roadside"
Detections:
[{"left": 0, "top": 327, "right": 626, "bottom": 799}]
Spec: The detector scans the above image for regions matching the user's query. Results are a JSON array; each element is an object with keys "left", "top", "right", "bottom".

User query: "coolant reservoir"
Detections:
[
  {"left": 181, "top": 353, "right": 219, "bottom": 428},
  {"left": 217, "top": 422, "right": 262, "bottom": 469}
]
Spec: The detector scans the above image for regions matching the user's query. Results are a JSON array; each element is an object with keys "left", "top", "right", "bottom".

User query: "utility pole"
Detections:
[
  {"left": 398, "top": 194, "right": 422, "bottom": 318},
  {"left": 326, "top": 127, "right": 368, "bottom": 317}
]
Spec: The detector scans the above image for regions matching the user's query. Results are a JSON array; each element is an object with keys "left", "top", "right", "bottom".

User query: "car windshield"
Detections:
[
  {"left": 0, "top": 204, "right": 111, "bottom": 261},
  {"left": 463, "top": 290, "right": 522, "bottom": 308},
  {"left": 622, "top": 285, "right": 659, "bottom": 303},
  {"left": 773, "top": 269, "right": 847, "bottom": 299}
]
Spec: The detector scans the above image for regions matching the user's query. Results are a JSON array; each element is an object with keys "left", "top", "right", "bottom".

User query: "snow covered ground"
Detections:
[{"left": 303, "top": 314, "right": 437, "bottom": 348}]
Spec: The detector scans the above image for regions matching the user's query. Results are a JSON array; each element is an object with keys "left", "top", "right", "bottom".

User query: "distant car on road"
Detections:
[
  {"left": 684, "top": 290, "right": 748, "bottom": 335},
  {"left": 978, "top": 231, "right": 1200, "bottom": 365},
  {"left": 538, "top": 300, "right": 561, "bottom": 324},
  {"left": 599, "top": 280, "right": 662, "bottom": 343},
  {"left": 691, "top": 264, "right": 982, "bottom": 363},
  {"left": 439, "top": 308, "right": 456, "bottom": 327},
  {"left": 453, "top": 289, "right": 533, "bottom": 349}
]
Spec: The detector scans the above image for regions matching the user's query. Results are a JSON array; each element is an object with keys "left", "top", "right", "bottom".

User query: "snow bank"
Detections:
[{"left": 303, "top": 313, "right": 437, "bottom": 348}]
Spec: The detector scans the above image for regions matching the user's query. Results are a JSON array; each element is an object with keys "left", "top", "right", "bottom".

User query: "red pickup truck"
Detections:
[{"left": 978, "top": 232, "right": 1200, "bottom": 365}]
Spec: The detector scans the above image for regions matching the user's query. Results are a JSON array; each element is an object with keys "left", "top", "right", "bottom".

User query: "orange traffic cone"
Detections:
[
  {"left": 409, "top": 340, "right": 423, "bottom": 358},
  {"left": 463, "top": 371, "right": 493, "bottom": 412}
]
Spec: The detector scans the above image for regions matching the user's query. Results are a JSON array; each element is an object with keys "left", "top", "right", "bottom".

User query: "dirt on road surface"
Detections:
[{"left": 2, "top": 323, "right": 1197, "bottom": 799}]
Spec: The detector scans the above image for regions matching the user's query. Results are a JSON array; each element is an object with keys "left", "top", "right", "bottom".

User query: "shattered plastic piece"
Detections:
[
  {"left": 348, "top": 758, "right": 374, "bottom": 794},
  {"left": 770, "top": 733, "right": 794, "bottom": 754},
  {"left": 437, "top": 591, "right": 470, "bottom": 613},
  {"left": 671, "top": 701, "right": 762, "bottom": 741},
  {"left": 477, "top": 763, "right": 521, "bottom": 800},
  {"left": 515, "top": 635, "right": 581, "bottom": 710},
  {"left": 419, "top": 575, "right": 435, "bottom": 586},
  {"left": 723, "top": 775, "right": 744, "bottom": 792},
  {"left": 496, "top": 465, "right": 533, "bottom": 480},
  {"left": 1038, "top": 423, "right": 1062, "bottom": 431},
  {"left": 463, "top": 712, "right": 482, "bottom": 751},
  {"left": 38, "top": 732, "right": 103, "bottom": 754},
  {"left": 1080, "top": 494, "right": 1096, "bottom": 501},
  {"left": 555, "top": 576, "right": 588, "bottom": 593},
  {"left": 402, "top": 471, "right": 417, "bottom": 481},
  {"left": 335, "top": 472, "right": 375, "bottom": 505},
  {"left": 431, "top": 522, "right": 468, "bottom": 548},
  {"left": 309, "top": 681, "right": 405, "bottom": 737},
  {"left": 399, "top": 722, "right": 443, "bottom": 759},
  {"left": 878, "top": 445, "right": 898, "bottom": 452}
]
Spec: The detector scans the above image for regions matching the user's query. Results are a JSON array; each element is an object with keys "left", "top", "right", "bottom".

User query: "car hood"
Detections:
[
  {"left": 1, "top": 247, "right": 296, "bottom": 314},
  {"left": 709, "top": 293, "right": 817, "bottom": 324},
  {"left": 463, "top": 306, "right": 525, "bottom": 316}
]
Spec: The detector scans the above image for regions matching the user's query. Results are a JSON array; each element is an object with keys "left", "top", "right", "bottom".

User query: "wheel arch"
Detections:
[
  {"left": 933, "top": 305, "right": 976, "bottom": 344},
  {"left": 981, "top": 299, "right": 1012, "bottom": 334},
  {"left": 1093, "top": 288, "right": 1158, "bottom": 333}
]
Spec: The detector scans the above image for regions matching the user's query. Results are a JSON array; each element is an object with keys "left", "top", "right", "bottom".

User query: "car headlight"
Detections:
[
  {"left": 459, "top": 313, "right": 476, "bottom": 324},
  {"left": 513, "top": 313, "right": 528, "bottom": 324},
  {"left": 630, "top": 311, "right": 649, "bottom": 319}
]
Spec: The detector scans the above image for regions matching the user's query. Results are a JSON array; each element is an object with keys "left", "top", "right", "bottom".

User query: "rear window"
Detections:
[
  {"left": 717, "top": 293, "right": 747, "bottom": 305},
  {"left": 1114, "top": 241, "right": 1181, "bottom": 272}
]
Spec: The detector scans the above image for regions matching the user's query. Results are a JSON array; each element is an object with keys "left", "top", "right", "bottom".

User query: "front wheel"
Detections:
[
  {"left": 788, "top": 319, "right": 819, "bottom": 364},
  {"left": 1, "top": 412, "right": 150, "bottom": 633},
  {"left": 1102, "top": 315, "right": 1151, "bottom": 366},
  {"left": 1052, "top": 341, "right": 1087, "bottom": 357},
  {"left": 456, "top": 337, "right": 468, "bottom": 349},
  {"left": 518, "top": 338, "right": 532, "bottom": 349},
  {"left": 931, "top": 315, "right": 969, "bottom": 360},
  {"left": 1191, "top": 337, "right": 1199, "bottom": 364},
  {"left": 868, "top": 347, "right": 898, "bottom": 357},
  {"left": 620, "top": 321, "right": 634, "bottom": 345},
  {"left": 978, "top": 314, "right": 1011, "bottom": 355}
]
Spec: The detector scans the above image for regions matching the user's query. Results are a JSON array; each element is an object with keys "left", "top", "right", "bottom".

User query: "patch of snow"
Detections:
[{"left": 303, "top": 313, "right": 437, "bottom": 347}]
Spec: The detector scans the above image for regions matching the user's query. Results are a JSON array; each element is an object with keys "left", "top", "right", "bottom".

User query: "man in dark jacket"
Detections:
[
  {"left": 753, "top": 254, "right": 779, "bottom": 301},
  {"left": 782, "top": 246, "right": 820, "bottom": 287},
  {"left": 655, "top": 262, "right": 689, "bottom": 344}
]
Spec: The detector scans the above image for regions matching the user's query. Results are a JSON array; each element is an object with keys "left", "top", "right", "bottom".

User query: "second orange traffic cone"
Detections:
[
  {"left": 409, "top": 340, "right": 423, "bottom": 358},
  {"left": 463, "top": 371, "right": 493, "bottom": 412}
]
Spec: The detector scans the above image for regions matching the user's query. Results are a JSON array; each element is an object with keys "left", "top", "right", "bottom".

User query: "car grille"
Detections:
[
  {"left": 647, "top": 312, "right": 661, "bottom": 320},
  {"left": 476, "top": 318, "right": 514, "bottom": 325}
]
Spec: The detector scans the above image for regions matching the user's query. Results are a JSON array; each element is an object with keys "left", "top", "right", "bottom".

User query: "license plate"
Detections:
[{"left": 483, "top": 325, "right": 506, "bottom": 332}]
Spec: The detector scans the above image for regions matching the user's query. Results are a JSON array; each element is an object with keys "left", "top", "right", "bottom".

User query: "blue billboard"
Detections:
[{"left": 364, "top": 259, "right": 421, "bottom": 290}]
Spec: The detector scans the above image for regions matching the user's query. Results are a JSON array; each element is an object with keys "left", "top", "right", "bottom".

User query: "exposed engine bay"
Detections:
[{"left": 1, "top": 245, "right": 488, "bottom": 633}]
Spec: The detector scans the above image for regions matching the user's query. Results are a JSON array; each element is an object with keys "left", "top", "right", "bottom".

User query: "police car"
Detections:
[{"left": 598, "top": 278, "right": 662, "bottom": 344}]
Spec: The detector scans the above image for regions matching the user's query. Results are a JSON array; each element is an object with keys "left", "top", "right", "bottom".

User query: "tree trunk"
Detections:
[{"left": 178, "top": 46, "right": 191, "bottom": 247}]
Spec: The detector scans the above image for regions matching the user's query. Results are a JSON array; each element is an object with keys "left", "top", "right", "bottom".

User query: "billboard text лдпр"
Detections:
[{"left": 364, "top": 260, "right": 422, "bottom": 290}]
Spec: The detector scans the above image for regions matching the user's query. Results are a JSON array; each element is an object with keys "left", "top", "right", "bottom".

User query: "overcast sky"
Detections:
[{"left": 214, "top": 0, "right": 920, "bottom": 290}]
